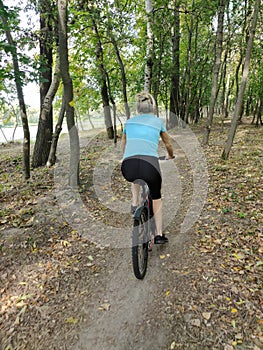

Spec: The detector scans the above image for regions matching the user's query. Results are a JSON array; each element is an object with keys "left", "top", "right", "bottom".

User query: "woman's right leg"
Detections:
[
  {"left": 153, "top": 198, "right": 168, "bottom": 243},
  {"left": 152, "top": 198, "right": 162, "bottom": 236}
]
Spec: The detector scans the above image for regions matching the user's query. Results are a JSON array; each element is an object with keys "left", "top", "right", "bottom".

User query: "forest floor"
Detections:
[{"left": 0, "top": 118, "right": 262, "bottom": 350}]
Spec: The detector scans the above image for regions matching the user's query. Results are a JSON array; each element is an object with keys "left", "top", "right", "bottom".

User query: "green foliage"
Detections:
[{"left": 0, "top": 0, "right": 262, "bottom": 125}]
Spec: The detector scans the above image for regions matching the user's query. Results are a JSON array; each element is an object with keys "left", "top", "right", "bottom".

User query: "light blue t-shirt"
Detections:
[{"left": 123, "top": 114, "right": 166, "bottom": 159}]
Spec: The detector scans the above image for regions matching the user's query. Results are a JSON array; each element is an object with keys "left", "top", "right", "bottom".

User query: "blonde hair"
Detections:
[{"left": 135, "top": 92, "right": 157, "bottom": 114}]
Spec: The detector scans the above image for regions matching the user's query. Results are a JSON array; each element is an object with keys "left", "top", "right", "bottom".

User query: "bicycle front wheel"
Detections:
[{"left": 132, "top": 207, "right": 149, "bottom": 279}]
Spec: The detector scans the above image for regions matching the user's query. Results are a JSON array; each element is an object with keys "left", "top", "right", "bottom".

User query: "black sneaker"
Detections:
[{"left": 154, "top": 234, "right": 169, "bottom": 244}]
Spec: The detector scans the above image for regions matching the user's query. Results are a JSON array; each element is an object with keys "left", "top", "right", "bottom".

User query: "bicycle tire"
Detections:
[{"left": 132, "top": 207, "right": 149, "bottom": 279}]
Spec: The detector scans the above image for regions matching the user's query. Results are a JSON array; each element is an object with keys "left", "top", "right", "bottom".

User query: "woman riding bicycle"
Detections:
[{"left": 121, "top": 92, "right": 174, "bottom": 244}]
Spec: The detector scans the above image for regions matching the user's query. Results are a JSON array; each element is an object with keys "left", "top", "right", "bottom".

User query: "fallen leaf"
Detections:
[
  {"left": 66, "top": 317, "right": 78, "bottom": 325},
  {"left": 14, "top": 315, "right": 20, "bottom": 325},
  {"left": 61, "top": 240, "right": 71, "bottom": 247},
  {"left": 233, "top": 252, "right": 245, "bottom": 260},
  {"left": 99, "top": 303, "right": 111, "bottom": 311},
  {"left": 231, "top": 308, "right": 238, "bottom": 313},
  {"left": 170, "top": 341, "right": 176, "bottom": 350},
  {"left": 235, "top": 333, "right": 243, "bottom": 340},
  {"left": 16, "top": 301, "right": 26, "bottom": 308},
  {"left": 202, "top": 312, "right": 212, "bottom": 321},
  {"left": 190, "top": 319, "right": 201, "bottom": 327}
]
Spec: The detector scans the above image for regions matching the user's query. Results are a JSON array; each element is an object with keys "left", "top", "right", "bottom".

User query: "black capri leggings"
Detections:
[{"left": 121, "top": 155, "right": 162, "bottom": 200}]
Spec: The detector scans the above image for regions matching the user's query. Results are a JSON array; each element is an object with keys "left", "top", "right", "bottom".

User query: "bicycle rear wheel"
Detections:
[{"left": 132, "top": 207, "right": 149, "bottom": 279}]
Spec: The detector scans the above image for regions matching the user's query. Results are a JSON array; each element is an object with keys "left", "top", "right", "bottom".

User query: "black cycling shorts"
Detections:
[{"left": 121, "top": 155, "right": 162, "bottom": 200}]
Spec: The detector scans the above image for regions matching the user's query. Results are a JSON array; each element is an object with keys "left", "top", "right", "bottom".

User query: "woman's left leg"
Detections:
[{"left": 131, "top": 183, "right": 140, "bottom": 207}]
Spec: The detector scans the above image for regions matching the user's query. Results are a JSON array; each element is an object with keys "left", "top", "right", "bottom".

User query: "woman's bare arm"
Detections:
[
  {"left": 121, "top": 133, "right": 127, "bottom": 155},
  {"left": 160, "top": 132, "right": 174, "bottom": 159}
]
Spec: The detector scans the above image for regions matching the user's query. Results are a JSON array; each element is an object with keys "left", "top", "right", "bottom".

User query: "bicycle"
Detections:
[
  {"left": 130, "top": 156, "right": 172, "bottom": 279},
  {"left": 132, "top": 180, "right": 155, "bottom": 279}
]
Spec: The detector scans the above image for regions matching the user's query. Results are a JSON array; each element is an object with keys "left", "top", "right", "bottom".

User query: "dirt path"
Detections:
[
  {"left": 72, "top": 231, "right": 191, "bottom": 350},
  {"left": 61, "top": 128, "right": 197, "bottom": 350},
  {"left": 66, "top": 128, "right": 199, "bottom": 350}
]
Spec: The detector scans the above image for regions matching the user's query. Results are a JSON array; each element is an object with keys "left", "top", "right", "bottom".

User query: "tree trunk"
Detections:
[
  {"left": 183, "top": 15, "right": 194, "bottom": 124},
  {"left": 93, "top": 20, "right": 114, "bottom": 139},
  {"left": 0, "top": 0, "right": 30, "bottom": 179},
  {"left": 33, "top": 49, "right": 60, "bottom": 168},
  {"left": 109, "top": 33, "right": 130, "bottom": 119},
  {"left": 168, "top": 1, "right": 180, "bottom": 129},
  {"left": 47, "top": 96, "right": 65, "bottom": 167},
  {"left": 222, "top": 0, "right": 261, "bottom": 159},
  {"left": 152, "top": 39, "right": 164, "bottom": 115},
  {"left": 0, "top": 127, "right": 8, "bottom": 143},
  {"left": 255, "top": 99, "right": 263, "bottom": 126},
  {"left": 32, "top": 0, "right": 54, "bottom": 167},
  {"left": 144, "top": 0, "right": 154, "bottom": 92},
  {"left": 105, "top": 71, "right": 118, "bottom": 143},
  {"left": 221, "top": 5, "right": 231, "bottom": 118},
  {"left": 58, "top": 0, "right": 80, "bottom": 187},
  {"left": 11, "top": 105, "right": 19, "bottom": 142},
  {"left": 203, "top": 0, "right": 226, "bottom": 145}
]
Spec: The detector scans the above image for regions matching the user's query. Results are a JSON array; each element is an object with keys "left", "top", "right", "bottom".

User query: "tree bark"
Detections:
[
  {"left": 144, "top": 0, "right": 154, "bottom": 93},
  {"left": 183, "top": 15, "right": 194, "bottom": 124},
  {"left": 58, "top": 0, "right": 80, "bottom": 187},
  {"left": 104, "top": 70, "right": 118, "bottom": 143},
  {"left": 168, "top": 1, "right": 180, "bottom": 129},
  {"left": 33, "top": 49, "right": 60, "bottom": 168},
  {"left": 222, "top": 0, "right": 261, "bottom": 159},
  {"left": 220, "top": 3, "right": 231, "bottom": 121},
  {"left": 109, "top": 33, "right": 130, "bottom": 119},
  {"left": 93, "top": 19, "right": 114, "bottom": 139},
  {"left": 0, "top": 0, "right": 30, "bottom": 179},
  {"left": 32, "top": 0, "right": 54, "bottom": 167},
  {"left": 47, "top": 95, "right": 65, "bottom": 167},
  {"left": 255, "top": 99, "right": 263, "bottom": 126},
  {"left": 203, "top": 0, "right": 226, "bottom": 145}
]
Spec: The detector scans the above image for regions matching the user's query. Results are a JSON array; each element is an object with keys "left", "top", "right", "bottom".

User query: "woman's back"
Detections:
[{"left": 123, "top": 114, "right": 166, "bottom": 159}]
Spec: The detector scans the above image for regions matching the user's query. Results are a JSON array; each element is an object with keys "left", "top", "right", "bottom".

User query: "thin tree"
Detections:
[
  {"left": 0, "top": 0, "right": 30, "bottom": 179},
  {"left": 168, "top": 0, "right": 180, "bottom": 129},
  {"left": 144, "top": 0, "right": 154, "bottom": 92},
  {"left": 222, "top": 0, "right": 261, "bottom": 160},
  {"left": 47, "top": 94, "right": 65, "bottom": 167},
  {"left": 108, "top": 32, "right": 130, "bottom": 119},
  {"left": 58, "top": 0, "right": 80, "bottom": 187},
  {"left": 43, "top": 49, "right": 61, "bottom": 166},
  {"left": 92, "top": 18, "right": 114, "bottom": 139},
  {"left": 203, "top": 0, "right": 227, "bottom": 145},
  {"left": 252, "top": 99, "right": 263, "bottom": 126}
]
